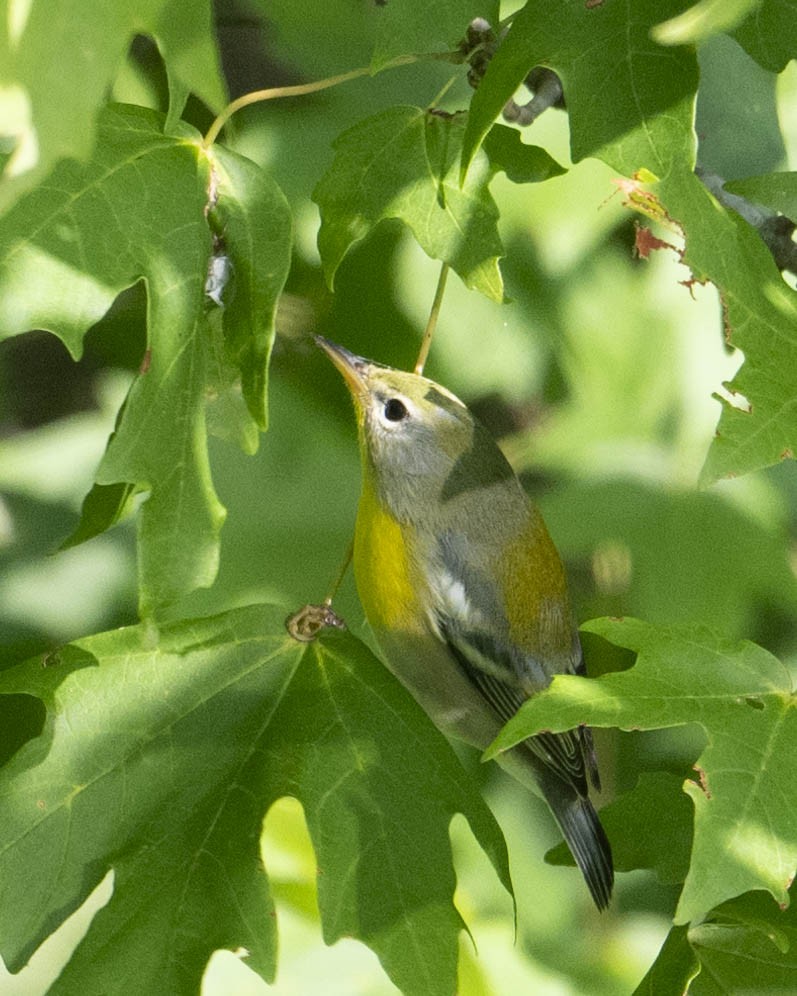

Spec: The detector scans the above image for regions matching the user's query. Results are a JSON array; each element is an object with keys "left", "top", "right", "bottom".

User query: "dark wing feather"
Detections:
[{"left": 438, "top": 618, "right": 590, "bottom": 796}]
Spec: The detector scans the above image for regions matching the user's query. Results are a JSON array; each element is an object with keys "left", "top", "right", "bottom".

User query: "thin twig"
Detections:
[
  {"left": 414, "top": 262, "right": 449, "bottom": 375},
  {"left": 324, "top": 540, "right": 354, "bottom": 607},
  {"left": 203, "top": 56, "right": 420, "bottom": 147}
]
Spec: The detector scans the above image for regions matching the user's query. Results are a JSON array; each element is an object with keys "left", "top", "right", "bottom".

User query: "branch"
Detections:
[{"left": 697, "top": 168, "right": 797, "bottom": 278}]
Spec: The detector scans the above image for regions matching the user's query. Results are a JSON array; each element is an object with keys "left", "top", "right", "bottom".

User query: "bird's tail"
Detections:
[{"left": 548, "top": 789, "right": 614, "bottom": 911}]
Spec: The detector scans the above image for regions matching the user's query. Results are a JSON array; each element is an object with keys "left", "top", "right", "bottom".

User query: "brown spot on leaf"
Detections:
[
  {"left": 693, "top": 764, "right": 711, "bottom": 798},
  {"left": 720, "top": 295, "right": 733, "bottom": 343},
  {"left": 611, "top": 173, "right": 682, "bottom": 232},
  {"left": 634, "top": 222, "right": 680, "bottom": 261},
  {"left": 678, "top": 276, "right": 709, "bottom": 300}
]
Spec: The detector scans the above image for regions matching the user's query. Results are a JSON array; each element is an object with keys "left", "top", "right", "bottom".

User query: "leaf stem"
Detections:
[
  {"left": 414, "top": 263, "right": 449, "bottom": 375},
  {"left": 428, "top": 75, "right": 458, "bottom": 111},
  {"left": 203, "top": 55, "right": 422, "bottom": 147},
  {"left": 324, "top": 539, "right": 354, "bottom": 607}
]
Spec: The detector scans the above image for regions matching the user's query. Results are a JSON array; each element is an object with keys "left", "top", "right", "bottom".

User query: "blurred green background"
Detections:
[{"left": 1, "top": 2, "right": 796, "bottom": 993}]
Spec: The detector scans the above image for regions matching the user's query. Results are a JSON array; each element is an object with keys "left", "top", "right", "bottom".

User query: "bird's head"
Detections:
[
  {"left": 316, "top": 336, "right": 474, "bottom": 480},
  {"left": 316, "top": 336, "right": 516, "bottom": 523}
]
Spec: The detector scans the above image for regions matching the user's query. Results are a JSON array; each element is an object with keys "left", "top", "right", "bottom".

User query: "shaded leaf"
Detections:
[
  {"left": 207, "top": 145, "right": 292, "bottom": 431},
  {"left": 314, "top": 106, "right": 504, "bottom": 301},
  {"left": 635, "top": 890, "right": 797, "bottom": 993},
  {"left": 689, "top": 890, "right": 797, "bottom": 993},
  {"left": 486, "top": 619, "right": 797, "bottom": 924},
  {"left": 547, "top": 772, "right": 693, "bottom": 885},
  {"left": 726, "top": 171, "right": 797, "bottom": 217},
  {"left": 733, "top": 0, "right": 797, "bottom": 72},
  {"left": 0, "top": 104, "right": 292, "bottom": 614},
  {"left": 0, "top": 0, "right": 226, "bottom": 211},
  {"left": 632, "top": 924, "right": 700, "bottom": 996},
  {"left": 695, "top": 33, "right": 785, "bottom": 181},
  {"left": 60, "top": 481, "right": 139, "bottom": 550},
  {"left": 59, "top": 391, "right": 141, "bottom": 549},
  {"left": 482, "top": 124, "right": 566, "bottom": 185},
  {"left": 371, "top": 0, "right": 500, "bottom": 70},
  {"left": 537, "top": 480, "right": 797, "bottom": 638},
  {"left": 0, "top": 604, "right": 512, "bottom": 996},
  {"left": 462, "top": 0, "right": 697, "bottom": 179}
]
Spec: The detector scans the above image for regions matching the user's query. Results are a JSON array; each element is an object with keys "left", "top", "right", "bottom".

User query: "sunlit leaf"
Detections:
[
  {"left": 314, "top": 106, "right": 504, "bottom": 301},
  {"left": 0, "top": 605, "right": 512, "bottom": 996},
  {"left": 655, "top": 170, "right": 797, "bottom": 482},
  {"left": 0, "top": 104, "right": 292, "bottom": 613},
  {"left": 486, "top": 619, "right": 797, "bottom": 923},
  {"left": 651, "top": 0, "right": 762, "bottom": 46},
  {"left": 462, "top": 0, "right": 697, "bottom": 179},
  {"left": 0, "top": 0, "right": 226, "bottom": 211}
]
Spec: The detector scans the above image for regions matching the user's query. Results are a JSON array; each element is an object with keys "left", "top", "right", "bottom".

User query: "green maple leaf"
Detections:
[
  {"left": 461, "top": 0, "right": 698, "bottom": 179},
  {"left": 0, "top": 0, "right": 226, "bottom": 211},
  {"left": 656, "top": 169, "right": 797, "bottom": 483},
  {"left": 486, "top": 618, "right": 797, "bottom": 924},
  {"left": 650, "top": 0, "right": 763, "bottom": 46},
  {"left": 207, "top": 144, "right": 293, "bottom": 433},
  {"left": 632, "top": 924, "right": 700, "bottom": 996},
  {"left": 725, "top": 171, "right": 797, "bottom": 217},
  {"left": 482, "top": 124, "right": 566, "bottom": 185},
  {"left": 0, "top": 103, "right": 292, "bottom": 614},
  {"left": 0, "top": 605, "right": 512, "bottom": 996},
  {"left": 733, "top": 0, "right": 797, "bottom": 72},
  {"left": 687, "top": 890, "right": 797, "bottom": 993},
  {"left": 313, "top": 106, "right": 505, "bottom": 302},
  {"left": 457, "top": 0, "right": 796, "bottom": 481},
  {"left": 636, "top": 891, "right": 797, "bottom": 994}
]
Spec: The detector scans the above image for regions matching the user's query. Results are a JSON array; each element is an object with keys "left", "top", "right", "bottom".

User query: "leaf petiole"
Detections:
[
  {"left": 204, "top": 54, "right": 425, "bottom": 147},
  {"left": 415, "top": 262, "right": 449, "bottom": 375}
]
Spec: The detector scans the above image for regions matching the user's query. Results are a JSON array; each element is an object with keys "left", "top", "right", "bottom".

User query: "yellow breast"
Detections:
[{"left": 353, "top": 475, "right": 425, "bottom": 635}]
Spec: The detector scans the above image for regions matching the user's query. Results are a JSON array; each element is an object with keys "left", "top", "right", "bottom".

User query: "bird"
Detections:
[{"left": 316, "top": 336, "right": 613, "bottom": 910}]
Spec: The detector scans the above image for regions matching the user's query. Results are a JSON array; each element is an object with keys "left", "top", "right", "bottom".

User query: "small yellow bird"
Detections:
[{"left": 317, "top": 337, "right": 613, "bottom": 909}]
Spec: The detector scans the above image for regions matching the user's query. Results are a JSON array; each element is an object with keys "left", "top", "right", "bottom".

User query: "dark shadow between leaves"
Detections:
[{"left": 0, "top": 693, "right": 46, "bottom": 766}]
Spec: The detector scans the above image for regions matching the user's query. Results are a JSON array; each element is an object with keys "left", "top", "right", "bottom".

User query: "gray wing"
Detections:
[{"left": 438, "top": 617, "right": 600, "bottom": 794}]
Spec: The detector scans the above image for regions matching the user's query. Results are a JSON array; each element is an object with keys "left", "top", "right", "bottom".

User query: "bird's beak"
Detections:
[{"left": 315, "top": 336, "right": 369, "bottom": 399}]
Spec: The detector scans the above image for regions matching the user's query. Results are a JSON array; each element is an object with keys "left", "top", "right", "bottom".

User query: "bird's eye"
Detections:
[{"left": 383, "top": 398, "right": 408, "bottom": 422}]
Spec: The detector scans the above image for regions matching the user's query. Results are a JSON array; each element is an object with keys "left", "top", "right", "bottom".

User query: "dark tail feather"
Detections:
[{"left": 549, "top": 793, "right": 614, "bottom": 911}]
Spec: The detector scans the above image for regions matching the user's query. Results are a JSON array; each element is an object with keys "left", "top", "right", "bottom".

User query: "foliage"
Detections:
[
  {"left": 0, "top": 606, "right": 510, "bottom": 995},
  {"left": 489, "top": 619, "right": 797, "bottom": 922},
  {"left": 0, "top": 1, "right": 796, "bottom": 993}
]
